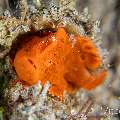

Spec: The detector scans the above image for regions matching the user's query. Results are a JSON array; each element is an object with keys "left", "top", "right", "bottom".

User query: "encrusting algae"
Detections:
[{"left": 13, "top": 27, "right": 107, "bottom": 100}]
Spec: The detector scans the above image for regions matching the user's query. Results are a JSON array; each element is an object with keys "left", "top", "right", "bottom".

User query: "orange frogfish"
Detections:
[{"left": 13, "top": 27, "right": 107, "bottom": 99}]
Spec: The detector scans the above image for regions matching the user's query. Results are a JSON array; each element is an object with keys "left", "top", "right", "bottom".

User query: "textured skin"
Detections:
[{"left": 13, "top": 28, "right": 107, "bottom": 99}]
